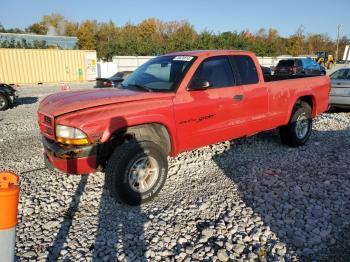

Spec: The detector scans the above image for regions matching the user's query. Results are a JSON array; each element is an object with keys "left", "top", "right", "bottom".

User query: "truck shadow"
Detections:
[
  {"left": 92, "top": 116, "right": 148, "bottom": 261},
  {"left": 92, "top": 187, "right": 148, "bottom": 261},
  {"left": 211, "top": 128, "right": 350, "bottom": 261},
  {"left": 47, "top": 117, "right": 148, "bottom": 261},
  {"left": 47, "top": 175, "right": 89, "bottom": 261},
  {"left": 13, "top": 96, "right": 38, "bottom": 107}
]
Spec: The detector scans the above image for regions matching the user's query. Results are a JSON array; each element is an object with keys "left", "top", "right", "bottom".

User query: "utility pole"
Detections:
[{"left": 336, "top": 24, "right": 342, "bottom": 62}]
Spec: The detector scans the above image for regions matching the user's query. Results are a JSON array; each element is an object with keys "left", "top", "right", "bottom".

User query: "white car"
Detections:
[{"left": 330, "top": 68, "right": 350, "bottom": 108}]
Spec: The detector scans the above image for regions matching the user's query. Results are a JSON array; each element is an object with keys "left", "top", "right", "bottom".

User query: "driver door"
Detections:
[{"left": 173, "top": 56, "right": 247, "bottom": 153}]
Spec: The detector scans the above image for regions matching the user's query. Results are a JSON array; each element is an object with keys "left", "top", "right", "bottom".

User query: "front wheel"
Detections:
[
  {"left": 280, "top": 102, "right": 312, "bottom": 147},
  {"left": 106, "top": 141, "right": 168, "bottom": 206}
]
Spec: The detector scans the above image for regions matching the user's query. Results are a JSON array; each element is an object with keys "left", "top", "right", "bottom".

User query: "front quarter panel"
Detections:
[{"left": 55, "top": 97, "right": 178, "bottom": 154}]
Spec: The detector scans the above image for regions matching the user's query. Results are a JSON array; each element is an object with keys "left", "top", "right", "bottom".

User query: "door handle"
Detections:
[
  {"left": 233, "top": 95, "right": 244, "bottom": 101},
  {"left": 336, "top": 83, "right": 341, "bottom": 85}
]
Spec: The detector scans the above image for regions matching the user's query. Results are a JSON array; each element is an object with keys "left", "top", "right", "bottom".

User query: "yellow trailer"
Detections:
[{"left": 0, "top": 49, "right": 97, "bottom": 84}]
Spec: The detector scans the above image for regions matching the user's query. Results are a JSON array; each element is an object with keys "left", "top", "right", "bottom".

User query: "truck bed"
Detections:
[{"left": 263, "top": 74, "right": 324, "bottom": 82}]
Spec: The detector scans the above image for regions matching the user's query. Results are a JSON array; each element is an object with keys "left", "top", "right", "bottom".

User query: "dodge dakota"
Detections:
[{"left": 38, "top": 50, "right": 330, "bottom": 205}]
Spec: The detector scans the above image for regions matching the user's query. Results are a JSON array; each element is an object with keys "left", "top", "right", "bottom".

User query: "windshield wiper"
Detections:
[{"left": 129, "top": 84, "right": 153, "bottom": 92}]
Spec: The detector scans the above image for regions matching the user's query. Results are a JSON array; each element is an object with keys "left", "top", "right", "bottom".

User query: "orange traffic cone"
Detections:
[
  {"left": 60, "top": 83, "right": 70, "bottom": 91},
  {"left": 0, "top": 172, "right": 20, "bottom": 262}
]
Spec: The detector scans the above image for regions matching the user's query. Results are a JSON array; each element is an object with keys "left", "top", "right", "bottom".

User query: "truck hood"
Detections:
[{"left": 38, "top": 88, "right": 174, "bottom": 117}]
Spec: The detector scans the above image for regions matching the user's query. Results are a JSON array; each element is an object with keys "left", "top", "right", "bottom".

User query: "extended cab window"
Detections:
[
  {"left": 191, "top": 56, "right": 235, "bottom": 88},
  {"left": 229, "top": 55, "right": 259, "bottom": 85}
]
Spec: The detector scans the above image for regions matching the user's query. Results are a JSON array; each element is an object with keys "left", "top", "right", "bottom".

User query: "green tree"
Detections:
[
  {"left": 137, "top": 18, "right": 163, "bottom": 55},
  {"left": 77, "top": 20, "right": 98, "bottom": 50},
  {"left": 96, "top": 21, "right": 118, "bottom": 60},
  {"left": 65, "top": 21, "right": 79, "bottom": 37},
  {"left": 286, "top": 26, "right": 305, "bottom": 56},
  {"left": 26, "top": 22, "right": 47, "bottom": 35},
  {"left": 165, "top": 21, "right": 197, "bottom": 53}
]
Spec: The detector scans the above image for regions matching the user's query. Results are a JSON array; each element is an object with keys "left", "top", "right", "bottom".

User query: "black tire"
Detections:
[
  {"left": 0, "top": 93, "right": 9, "bottom": 111},
  {"left": 105, "top": 141, "right": 168, "bottom": 206},
  {"left": 279, "top": 102, "right": 312, "bottom": 147}
]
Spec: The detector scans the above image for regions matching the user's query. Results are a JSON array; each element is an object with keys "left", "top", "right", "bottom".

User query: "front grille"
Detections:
[
  {"left": 38, "top": 113, "right": 55, "bottom": 139},
  {"left": 46, "top": 127, "right": 53, "bottom": 135},
  {"left": 44, "top": 115, "right": 52, "bottom": 125}
]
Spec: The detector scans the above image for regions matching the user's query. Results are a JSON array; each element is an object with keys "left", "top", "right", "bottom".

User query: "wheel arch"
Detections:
[
  {"left": 99, "top": 122, "right": 174, "bottom": 167},
  {"left": 286, "top": 95, "right": 316, "bottom": 123}
]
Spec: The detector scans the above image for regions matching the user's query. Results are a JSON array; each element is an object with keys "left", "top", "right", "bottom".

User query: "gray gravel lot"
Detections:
[{"left": 0, "top": 83, "right": 349, "bottom": 261}]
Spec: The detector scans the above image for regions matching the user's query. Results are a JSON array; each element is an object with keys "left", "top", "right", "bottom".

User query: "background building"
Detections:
[{"left": 0, "top": 32, "right": 77, "bottom": 49}]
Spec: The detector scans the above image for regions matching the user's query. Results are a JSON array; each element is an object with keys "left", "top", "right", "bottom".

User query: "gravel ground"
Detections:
[{"left": 0, "top": 83, "right": 349, "bottom": 262}]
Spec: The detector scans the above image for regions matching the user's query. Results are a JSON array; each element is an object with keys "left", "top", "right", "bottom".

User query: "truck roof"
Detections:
[{"left": 165, "top": 50, "right": 254, "bottom": 57}]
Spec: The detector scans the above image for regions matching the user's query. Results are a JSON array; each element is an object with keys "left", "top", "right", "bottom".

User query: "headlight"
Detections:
[{"left": 55, "top": 125, "right": 89, "bottom": 145}]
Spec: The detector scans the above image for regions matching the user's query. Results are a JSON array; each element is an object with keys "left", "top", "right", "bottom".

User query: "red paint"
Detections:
[
  {"left": 38, "top": 50, "right": 330, "bottom": 174},
  {"left": 44, "top": 152, "right": 97, "bottom": 174}
]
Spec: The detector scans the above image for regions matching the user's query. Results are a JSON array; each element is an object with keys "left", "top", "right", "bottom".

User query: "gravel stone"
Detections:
[
  {"left": 232, "top": 243, "right": 245, "bottom": 255},
  {"left": 217, "top": 249, "right": 229, "bottom": 262},
  {"left": 1, "top": 84, "right": 349, "bottom": 261}
]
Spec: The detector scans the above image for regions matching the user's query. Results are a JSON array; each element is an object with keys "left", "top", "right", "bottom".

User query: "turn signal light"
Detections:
[{"left": 57, "top": 137, "right": 89, "bottom": 145}]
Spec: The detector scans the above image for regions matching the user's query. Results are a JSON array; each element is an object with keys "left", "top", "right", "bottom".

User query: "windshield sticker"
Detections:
[{"left": 173, "top": 56, "right": 194, "bottom": 61}]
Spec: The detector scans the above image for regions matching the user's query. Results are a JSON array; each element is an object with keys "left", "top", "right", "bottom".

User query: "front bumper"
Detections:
[
  {"left": 42, "top": 136, "right": 98, "bottom": 174},
  {"left": 9, "top": 90, "right": 18, "bottom": 104}
]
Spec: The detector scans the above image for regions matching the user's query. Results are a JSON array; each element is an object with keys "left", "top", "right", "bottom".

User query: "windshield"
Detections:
[{"left": 121, "top": 55, "right": 196, "bottom": 92}]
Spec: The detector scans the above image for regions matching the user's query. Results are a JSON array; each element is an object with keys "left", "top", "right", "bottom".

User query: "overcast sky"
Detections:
[{"left": 1, "top": 0, "right": 349, "bottom": 39}]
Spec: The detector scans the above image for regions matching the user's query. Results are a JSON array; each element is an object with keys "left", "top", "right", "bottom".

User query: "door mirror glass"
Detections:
[{"left": 188, "top": 79, "right": 211, "bottom": 90}]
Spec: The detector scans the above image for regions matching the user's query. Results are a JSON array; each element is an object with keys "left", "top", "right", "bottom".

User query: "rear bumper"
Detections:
[{"left": 42, "top": 136, "right": 98, "bottom": 175}]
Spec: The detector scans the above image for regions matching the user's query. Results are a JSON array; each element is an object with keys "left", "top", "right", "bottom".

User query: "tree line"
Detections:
[{"left": 1, "top": 13, "right": 349, "bottom": 60}]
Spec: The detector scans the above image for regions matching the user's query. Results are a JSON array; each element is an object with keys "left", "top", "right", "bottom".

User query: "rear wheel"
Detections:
[
  {"left": 105, "top": 141, "right": 168, "bottom": 206},
  {"left": 0, "top": 93, "right": 9, "bottom": 111},
  {"left": 280, "top": 102, "right": 312, "bottom": 147}
]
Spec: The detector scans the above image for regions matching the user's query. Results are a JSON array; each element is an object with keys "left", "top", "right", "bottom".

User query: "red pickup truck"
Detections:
[{"left": 38, "top": 50, "right": 330, "bottom": 205}]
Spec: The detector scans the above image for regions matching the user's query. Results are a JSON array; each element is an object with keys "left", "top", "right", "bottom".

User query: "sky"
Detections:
[{"left": 1, "top": 0, "right": 349, "bottom": 40}]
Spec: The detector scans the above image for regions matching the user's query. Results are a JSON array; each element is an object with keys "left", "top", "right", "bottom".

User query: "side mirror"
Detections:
[{"left": 188, "top": 79, "right": 211, "bottom": 90}]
